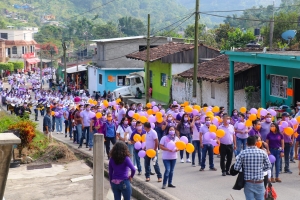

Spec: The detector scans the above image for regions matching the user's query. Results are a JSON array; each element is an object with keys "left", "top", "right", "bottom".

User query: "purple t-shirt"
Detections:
[
  {"left": 80, "top": 110, "right": 92, "bottom": 127},
  {"left": 117, "top": 108, "right": 126, "bottom": 124},
  {"left": 160, "top": 135, "right": 179, "bottom": 160},
  {"left": 54, "top": 108, "right": 64, "bottom": 118},
  {"left": 266, "top": 132, "right": 283, "bottom": 149},
  {"left": 108, "top": 156, "right": 136, "bottom": 181},
  {"left": 218, "top": 124, "right": 235, "bottom": 145},
  {"left": 234, "top": 121, "right": 248, "bottom": 139},
  {"left": 248, "top": 128, "right": 261, "bottom": 137},
  {"left": 296, "top": 135, "right": 300, "bottom": 155},
  {"left": 260, "top": 122, "right": 271, "bottom": 142},
  {"left": 200, "top": 125, "right": 210, "bottom": 144},
  {"left": 130, "top": 130, "right": 146, "bottom": 141},
  {"left": 145, "top": 129, "right": 158, "bottom": 150}
]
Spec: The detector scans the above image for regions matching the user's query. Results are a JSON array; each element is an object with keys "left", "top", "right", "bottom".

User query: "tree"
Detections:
[
  {"left": 118, "top": 16, "right": 146, "bottom": 36},
  {"left": 8, "top": 62, "right": 24, "bottom": 70},
  {"left": 0, "top": 19, "right": 6, "bottom": 29},
  {"left": 93, "top": 22, "right": 122, "bottom": 39},
  {"left": 220, "top": 28, "right": 256, "bottom": 50},
  {"left": 0, "top": 63, "right": 14, "bottom": 71},
  {"left": 155, "top": 30, "right": 183, "bottom": 38},
  {"left": 40, "top": 42, "right": 59, "bottom": 59},
  {"left": 184, "top": 23, "right": 206, "bottom": 39},
  {"left": 214, "top": 23, "right": 235, "bottom": 43}
]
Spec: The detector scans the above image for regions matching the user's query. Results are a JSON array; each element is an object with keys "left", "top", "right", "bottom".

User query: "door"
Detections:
[
  {"left": 293, "top": 78, "right": 300, "bottom": 106},
  {"left": 7, "top": 48, "right": 11, "bottom": 57}
]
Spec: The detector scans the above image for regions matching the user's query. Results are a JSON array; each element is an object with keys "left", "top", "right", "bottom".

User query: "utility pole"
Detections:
[
  {"left": 50, "top": 46, "right": 53, "bottom": 80},
  {"left": 40, "top": 48, "right": 42, "bottom": 89},
  {"left": 269, "top": 0, "right": 275, "bottom": 50},
  {"left": 193, "top": 0, "right": 200, "bottom": 97},
  {"left": 145, "top": 14, "right": 150, "bottom": 103},
  {"left": 62, "top": 42, "right": 67, "bottom": 92}
]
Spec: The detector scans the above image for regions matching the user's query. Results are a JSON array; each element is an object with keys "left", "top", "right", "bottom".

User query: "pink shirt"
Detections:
[{"left": 160, "top": 136, "right": 179, "bottom": 160}]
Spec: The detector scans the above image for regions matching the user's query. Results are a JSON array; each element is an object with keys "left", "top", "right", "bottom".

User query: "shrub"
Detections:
[
  {"left": 0, "top": 62, "right": 13, "bottom": 71},
  {"left": 9, "top": 61, "right": 24, "bottom": 70}
]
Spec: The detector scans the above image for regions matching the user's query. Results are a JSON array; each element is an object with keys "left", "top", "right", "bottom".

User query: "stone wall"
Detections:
[{"left": 172, "top": 77, "right": 200, "bottom": 104}]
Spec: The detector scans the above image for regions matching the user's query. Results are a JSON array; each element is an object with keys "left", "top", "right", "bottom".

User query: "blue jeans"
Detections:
[
  {"left": 244, "top": 182, "right": 264, "bottom": 200},
  {"left": 179, "top": 134, "right": 191, "bottom": 159},
  {"left": 290, "top": 139, "right": 296, "bottom": 160},
  {"left": 127, "top": 144, "right": 135, "bottom": 166},
  {"left": 111, "top": 179, "right": 131, "bottom": 200},
  {"left": 80, "top": 126, "right": 90, "bottom": 147},
  {"left": 55, "top": 117, "right": 63, "bottom": 132},
  {"left": 192, "top": 140, "right": 201, "bottom": 165},
  {"left": 236, "top": 137, "right": 247, "bottom": 155},
  {"left": 134, "top": 150, "right": 142, "bottom": 172},
  {"left": 76, "top": 124, "right": 82, "bottom": 143},
  {"left": 88, "top": 129, "right": 95, "bottom": 148},
  {"left": 283, "top": 143, "right": 291, "bottom": 171},
  {"left": 162, "top": 159, "right": 176, "bottom": 186},
  {"left": 270, "top": 148, "right": 280, "bottom": 178},
  {"left": 68, "top": 119, "right": 73, "bottom": 138},
  {"left": 144, "top": 152, "right": 162, "bottom": 178},
  {"left": 201, "top": 144, "right": 214, "bottom": 169}
]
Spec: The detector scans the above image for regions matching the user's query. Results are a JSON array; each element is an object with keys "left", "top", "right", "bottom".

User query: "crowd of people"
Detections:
[{"left": 1, "top": 72, "right": 300, "bottom": 200}]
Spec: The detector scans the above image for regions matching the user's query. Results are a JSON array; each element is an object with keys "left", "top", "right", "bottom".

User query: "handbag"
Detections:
[{"left": 232, "top": 164, "right": 245, "bottom": 190}]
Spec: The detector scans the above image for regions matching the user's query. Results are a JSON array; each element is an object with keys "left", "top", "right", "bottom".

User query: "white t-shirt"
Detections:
[{"left": 116, "top": 125, "right": 132, "bottom": 142}]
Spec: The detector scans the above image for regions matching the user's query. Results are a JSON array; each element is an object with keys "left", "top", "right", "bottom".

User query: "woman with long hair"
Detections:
[
  {"left": 266, "top": 123, "right": 284, "bottom": 183},
  {"left": 230, "top": 109, "right": 239, "bottom": 125},
  {"left": 109, "top": 141, "right": 136, "bottom": 200},
  {"left": 176, "top": 113, "right": 192, "bottom": 163},
  {"left": 117, "top": 117, "right": 133, "bottom": 162},
  {"left": 159, "top": 126, "right": 179, "bottom": 189}
]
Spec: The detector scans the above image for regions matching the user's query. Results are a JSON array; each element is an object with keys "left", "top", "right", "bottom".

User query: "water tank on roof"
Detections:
[{"left": 254, "top": 28, "right": 260, "bottom": 36}]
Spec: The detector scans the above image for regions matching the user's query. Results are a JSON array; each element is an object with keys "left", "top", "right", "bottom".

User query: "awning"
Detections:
[
  {"left": 26, "top": 58, "right": 40, "bottom": 64},
  {"left": 62, "top": 65, "right": 87, "bottom": 74}
]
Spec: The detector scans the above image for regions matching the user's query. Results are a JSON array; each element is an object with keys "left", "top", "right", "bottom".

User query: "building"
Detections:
[
  {"left": 176, "top": 55, "right": 260, "bottom": 112},
  {"left": 0, "top": 29, "right": 39, "bottom": 71},
  {"left": 90, "top": 36, "right": 185, "bottom": 93},
  {"left": 224, "top": 50, "right": 300, "bottom": 112},
  {"left": 126, "top": 42, "right": 220, "bottom": 103}
]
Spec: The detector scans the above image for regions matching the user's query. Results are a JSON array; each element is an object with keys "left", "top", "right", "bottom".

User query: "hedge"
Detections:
[
  {"left": 9, "top": 61, "right": 24, "bottom": 70},
  {"left": 0, "top": 62, "right": 14, "bottom": 71}
]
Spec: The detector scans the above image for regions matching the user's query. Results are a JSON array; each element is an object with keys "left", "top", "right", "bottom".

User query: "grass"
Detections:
[{"left": 0, "top": 111, "right": 21, "bottom": 132}]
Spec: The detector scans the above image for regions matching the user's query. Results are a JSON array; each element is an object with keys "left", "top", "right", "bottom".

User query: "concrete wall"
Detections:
[
  {"left": 0, "top": 29, "right": 34, "bottom": 41},
  {"left": 171, "top": 63, "right": 193, "bottom": 75},
  {"left": 172, "top": 77, "right": 200, "bottom": 104},
  {"left": 88, "top": 66, "right": 98, "bottom": 94}
]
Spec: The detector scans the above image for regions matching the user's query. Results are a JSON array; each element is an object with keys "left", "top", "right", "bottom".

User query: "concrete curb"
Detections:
[{"left": 53, "top": 136, "right": 180, "bottom": 200}]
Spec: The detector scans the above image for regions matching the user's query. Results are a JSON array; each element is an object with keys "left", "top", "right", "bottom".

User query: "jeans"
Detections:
[
  {"left": 179, "top": 133, "right": 191, "bottom": 159},
  {"left": 52, "top": 116, "right": 56, "bottom": 131},
  {"left": 40, "top": 108, "right": 45, "bottom": 116},
  {"left": 220, "top": 143, "right": 233, "bottom": 173},
  {"left": 162, "top": 159, "right": 176, "bottom": 186},
  {"left": 236, "top": 137, "right": 247, "bottom": 156},
  {"left": 127, "top": 143, "right": 135, "bottom": 166},
  {"left": 34, "top": 109, "right": 38, "bottom": 120},
  {"left": 244, "top": 182, "right": 265, "bottom": 200},
  {"left": 144, "top": 152, "right": 162, "bottom": 178},
  {"left": 76, "top": 124, "right": 82, "bottom": 143},
  {"left": 88, "top": 129, "right": 95, "bottom": 148},
  {"left": 201, "top": 144, "right": 214, "bottom": 169},
  {"left": 80, "top": 126, "right": 90, "bottom": 147},
  {"left": 55, "top": 117, "right": 63, "bottom": 132},
  {"left": 133, "top": 150, "right": 142, "bottom": 172},
  {"left": 111, "top": 179, "right": 131, "bottom": 200},
  {"left": 192, "top": 140, "right": 201, "bottom": 165},
  {"left": 64, "top": 120, "right": 69, "bottom": 134},
  {"left": 283, "top": 143, "right": 291, "bottom": 171},
  {"left": 290, "top": 139, "right": 296, "bottom": 160},
  {"left": 105, "top": 137, "right": 116, "bottom": 157},
  {"left": 68, "top": 120, "right": 73, "bottom": 138},
  {"left": 270, "top": 148, "right": 280, "bottom": 178}
]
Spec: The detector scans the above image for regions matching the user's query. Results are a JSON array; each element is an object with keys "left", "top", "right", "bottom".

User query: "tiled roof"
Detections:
[
  {"left": 126, "top": 42, "right": 219, "bottom": 62},
  {"left": 178, "top": 54, "right": 257, "bottom": 83},
  {"left": 5, "top": 40, "right": 37, "bottom": 46}
]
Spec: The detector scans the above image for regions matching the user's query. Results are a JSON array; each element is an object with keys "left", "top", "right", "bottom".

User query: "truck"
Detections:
[{"left": 112, "top": 71, "right": 145, "bottom": 99}]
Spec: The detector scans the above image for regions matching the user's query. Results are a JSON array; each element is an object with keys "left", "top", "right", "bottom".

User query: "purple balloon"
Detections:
[
  {"left": 212, "top": 117, "right": 219, "bottom": 126},
  {"left": 210, "top": 139, "right": 218, "bottom": 146},
  {"left": 55, "top": 112, "right": 59, "bottom": 116},
  {"left": 281, "top": 121, "right": 288, "bottom": 128},
  {"left": 150, "top": 122, "right": 155, "bottom": 129},
  {"left": 173, "top": 101, "right": 177, "bottom": 105},
  {"left": 134, "top": 142, "right": 142, "bottom": 150},
  {"left": 148, "top": 115, "right": 156, "bottom": 123},
  {"left": 192, "top": 109, "right": 199, "bottom": 116},
  {"left": 151, "top": 101, "right": 156, "bottom": 106},
  {"left": 167, "top": 141, "right": 176, "bottom": 150},
  {"left": 210, "top": 132, "right": 216, "bottom": 140},
  {"left": 204, "top": 132, "right": 211, "bottom": 141},
  {"left": 268, "top": 109, "right": 276, "bottom": 117},
  {"left": 138, "top": 150, "right": 146, "bottom": 158},
  {"left": 160, "top": 109, "right": 165, "bottom": 115},
  {"left": 153, "top": 106, "right": 159, "bottom": 112},
  {"left": 89, "top": 112, "right": 96, "bottom": 118},
  {"left": 290, "top": 118, "right": 297, "bottom": 126},
  {"left": 200, "top": 115, "right": 206, "bottom": 123},
  {"left": 112, "top": 101, "right": 117, "bottom": 106},
  {"left": 108, "top": 102, "right": 112, "bottom": 106},
  {"left": 141, "top": 142, "right": 146, "bottom": 149},
  {"left": 260, "top": 109, "right": 268, "bottom": 117},
  {"left": 128, "top": 110, "right": 135, "bottom": 117},
  {"left": 250, "top": 108, "right": 258, "bottom": 114},
  {"left": 180, "top": 136, "right": 188, "bottom": 144},
  {"left": 279, "top": 125, "right": 284, "bottom": 132},
  {"left": 268, "top": 155, "right": 276, "bottom": 163},
  {"left": 238, "top": 122, "right": 245, "bottom": 130}
]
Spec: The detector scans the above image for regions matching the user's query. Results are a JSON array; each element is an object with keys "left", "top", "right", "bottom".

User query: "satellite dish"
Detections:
[{"left": 281, "top": 30, "right": 297, "bottom": 41}]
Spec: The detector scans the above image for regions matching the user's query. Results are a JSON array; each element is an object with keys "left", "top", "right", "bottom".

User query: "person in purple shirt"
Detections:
[
  {"left": 266, "top": 123, "right": 284, "bottom": 183},
  {"left": 230, "top": 109, "right": 239, "bottom": 125},
  {"left": 248, "top": 120, "right": 261, "bottom": 137},
  {"left": 159, "top": 126, "right": 179, "bottom": 189},
  {"left": 109, "top": 141, "right": 136, "bottom": 200},
  {"left": 130, "top": 121, "right": 146, "bottom": 175},
  {"left": 295, "top": 134, "right": 300, "bottom": 175},
  {"left": 103, "top": 113, "right": 117, "bottom": 158},
  {"left": 54, "top": 105, "right": 64, "bottom": 134},
  {"left": 234, "top": 113, "right": 249, "bottom": 155},
  {"left": 260, "top": 113, "right": 272, "bottom": 142}
]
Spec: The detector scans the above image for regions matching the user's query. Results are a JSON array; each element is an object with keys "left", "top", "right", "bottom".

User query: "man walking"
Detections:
[
  {"left": 79, "top": 104, "right": 92, "bottom": 148},
  {"left": 143, "top": 122, "right": 162, "bottom": 182},
  {"left": 43, "top": 109, "right": 53, "bottom": 142},
  {"left": 234, "top": 136, "right": 271, "bottom": 200},
  {"left": 218, "top": 113, "right": 236, "bottom": 176}
]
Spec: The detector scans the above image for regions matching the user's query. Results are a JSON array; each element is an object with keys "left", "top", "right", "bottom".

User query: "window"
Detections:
[
  {"left": 0, "top": 33, "right": 8, "bottom": 39},
  {"left": 99, "top": 74, "right": 103, "bottom": 85},
  {"left": 270, "top": 75, "right": 288, "bottom": 98},
  {"left": 161, "top": 73, "right": 167, "bottom": 87},
  {"left": 135, "top": 77, "right": 141, "bottom": 84},
  {"left": 22, "top": 46, "right": 25, "bottom": 54},
  {"left": 211, "top": 82, "right": 215, "bottom": 99},
  {"left": 12, "top": 46, "right": 17, "bottom": 54},
  {"left": 150, "top": 70, "right": 153, "bottom": 84},
  {"left": 117, "top": 75, "right": 126, "bottom": 86}
]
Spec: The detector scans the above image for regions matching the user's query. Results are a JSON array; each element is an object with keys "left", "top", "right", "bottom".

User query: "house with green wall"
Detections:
[
  {"left": 126, "top": 42, "right": 220, "bottom": 103},
  {"left": 223, "top": 50, "right": 300, "bottom": 112}
]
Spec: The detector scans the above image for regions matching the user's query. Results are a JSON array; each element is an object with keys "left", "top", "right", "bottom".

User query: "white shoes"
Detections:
[
  {"left": 186, "top": 159, "right": 191, "bottom": 163},
  {"left": 134, "top": 166, "right": 138, "bottom": 170},
  {"left": 180, "top": 159, "right": 184, "bottom": 163}
]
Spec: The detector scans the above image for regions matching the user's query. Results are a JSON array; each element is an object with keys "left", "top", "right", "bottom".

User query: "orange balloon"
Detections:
[
  {"left": 213, "top": 146, "right": 220, "bottom": 154},
  {"left": 249, "top": 114, "right": 257, "bottom": 121},
  {"left": 156, "top": 112, "right": 162, "bottom": 118},
  {"left": 157, "top": 117, "right": 164, "bottom": 123},
  {"left": 294, "top": 132, "right": 299, "bottom": 138},
  {"left": 146, "top": 103, "right": 152, "bottom": 108},
  {"left": 194, "top": 105, "right": 201, "bottom": 112},
  {"left": 133, "top": 134, "right": 142, "bottom": 142},
  {"left": 284, "top": 127, "right": 293, "bottom": 136},
  {"left": 212, "top": 106, "right": 220, "bottom": 113},
  {"left": 51, "top": 111, "right": 55, "bottom": 116},
  {"left": 146, "top": 149, "right": 156, "bottom": 158},
  {"left": 296, "top": 116, "right": 300, "bottom": 123},
  {"left": 184, "top": 106, "right": 193, "bottom": 113},
  {"left": 175, "top": 141, "right": 186, "bottom": 150},
  {"left": 184, "top": 101, "right": 189, "bottom": 106},
  {"left": 206, "top": 111, "right": 213, "bottom": 116},
  {"left": 256, "top": 141, "right": 262, "bottom": 148},
  {"left": 203, "top": 107, "right": 208, "bottom": 113},
  {"left": 245, "top": 120, "right": 252, "bottom": 127},
  {"left": 141, "top": 134, "right": 146, "bottom": 142},
  {"left": 209, "top": 125, "right": 217, "bottom": 132},
  {"left": 133, "top": 113, "right": 140, "bottom": 120},
  {"left": 216, "top": 129, "right": 225, "bottom": 138},
  {"left": 147, "top": 109, "right": 153, "bottom": 115},
  {"left": 140, "top": 116, "right": 148, "bottom": 123},
  {"left": 96, "top": 112, "right": 102, "bottom": 119},
  {"left": 240, "top": 107, "right": 246, "bottom": 113}
]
